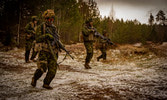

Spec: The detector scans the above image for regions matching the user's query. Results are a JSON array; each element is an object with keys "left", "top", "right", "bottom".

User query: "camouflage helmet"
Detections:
[
  {"left": 31, "top": 16, "right": 38, "bottom": 21},
  {"left": 102, "top": 30, "right": 107, "bottom": 36},
  {"left": 42, "top": 9, "right": 55, "bottom": 19},
  {"left": 86, "top": 18, "right": 93, "bottom": 24},
  {"left": 102, "top": 30, "right": 107, "bottom": 34}
]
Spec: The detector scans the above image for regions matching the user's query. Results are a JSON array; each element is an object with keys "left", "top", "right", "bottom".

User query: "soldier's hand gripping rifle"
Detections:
[
  {"left": 46, "top": 26, "right": 74, "bottom": 60},
  {"left": 91, "top": 28, "right": 115, "bottom": 46}
]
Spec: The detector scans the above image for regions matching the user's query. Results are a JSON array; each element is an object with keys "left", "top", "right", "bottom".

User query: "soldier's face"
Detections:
[
  {"left": 46, "top": 18, "right": 54, "bottom": 24},
  {"left": 48, "top": 18, "right": 54, "bottom": 22},
  {"left": 90, "top": 22, "right": 93, "bottom": 26},
  {"left": 34, "top": 21, "right": 37, "bottom": 24},
  {"left": 103, "top": 33, "right": 107, "bottom": 37}
]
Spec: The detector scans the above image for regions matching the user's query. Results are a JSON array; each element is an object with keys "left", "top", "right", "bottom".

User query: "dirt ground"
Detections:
[{"left": 0, "top": 43, "right": 167, "bottom": 100}]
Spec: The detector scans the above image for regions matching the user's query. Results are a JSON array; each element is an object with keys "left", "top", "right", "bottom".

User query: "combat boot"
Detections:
[
  {"left": 30, "top": 57, "right": 37, "bottom": 62},
  {"left": 31, "top": 77, "right": 37, "bottom": 87},
  {"left": 25, "top": 59, "right": 30, "bottom": 63},
  {"left": 84, "top": 63, "right": 91, "bottom": 69},
  {"left": 32, "top": 59, "right": 37, "bottom": 62},
  {"left": 43, "top": 84, "right": 53, "bottom": 90}
]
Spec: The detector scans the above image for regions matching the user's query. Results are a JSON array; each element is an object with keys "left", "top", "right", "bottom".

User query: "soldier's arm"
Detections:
[
  {"left": 25, "top": 23, "right": 35, "bottom": 35},
  {"left": 82, "top": 26, "right": 93, "bottom": 36},
  {"left": 36, "top": 25, "right": 54, "bottom": 43}
]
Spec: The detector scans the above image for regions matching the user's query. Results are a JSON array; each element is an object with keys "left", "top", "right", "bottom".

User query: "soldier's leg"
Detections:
[
  {"left": 31, "top": 51, "right": 47, "bottom": 87},
  {"left": 86, "top": 52, "right": 93, "bottom": 63},
  {"left": 97, "top": 49, "right": 103, "bottom": 61},
  {"left": 30, "top": 50, "right": 38, "bottom": 60},
  {"left": 101, "top": 47, "right": 107, "bottom": 60},
  {"left": 25, "top": 41, "right": 32, "bottom": 63},
  {"left": 43, "top": 53, "right": 57, "bottom": 89},
  {"left": 25, "top": 50, "right": 30, "bottom": 63},
  {"left": 103, "top": 51, "right": 107, "bottom": 60},
  {"left": 84, "top": 42, "right": 93, "bottom": 69},
  {"left": 33, "top": 61, "right": 47, "bottom": 80},
  {"left": 30, "top": 42, "right": 38, "bottom": 60}
]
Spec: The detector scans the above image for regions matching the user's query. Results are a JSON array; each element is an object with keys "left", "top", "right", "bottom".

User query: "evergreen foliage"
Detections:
[{"left": 0, "top": 0, "right": 167, "bottom": 46}]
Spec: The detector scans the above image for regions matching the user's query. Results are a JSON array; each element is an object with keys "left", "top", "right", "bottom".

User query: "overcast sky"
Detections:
[{"left": 93, "top": 0, "right": 167, "bottom": 23}]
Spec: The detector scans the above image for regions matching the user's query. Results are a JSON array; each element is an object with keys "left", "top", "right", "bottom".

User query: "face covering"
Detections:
[{"left": 46, "top": 18, "right": 54, "bottom": 25}]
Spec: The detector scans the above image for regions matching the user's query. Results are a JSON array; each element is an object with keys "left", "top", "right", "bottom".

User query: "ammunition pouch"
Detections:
[
  {"left": 88, "top": 33, "right": 94, "bottom": 41},
  {"left": 35, "top": 42, "right": 58, "bottom": 53}
]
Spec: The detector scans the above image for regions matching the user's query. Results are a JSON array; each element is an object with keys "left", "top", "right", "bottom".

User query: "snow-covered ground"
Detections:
[{"left": 0, "top": 43, "right": 167, "bottom": 100}]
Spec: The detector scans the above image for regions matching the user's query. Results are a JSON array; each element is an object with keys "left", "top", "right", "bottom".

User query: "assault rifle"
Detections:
[
  {"left": 46, "top": 25, "right": 74, "bottom": 60},
  {"left": 89, "top": 27, "right": 114, "bottom": 45}
]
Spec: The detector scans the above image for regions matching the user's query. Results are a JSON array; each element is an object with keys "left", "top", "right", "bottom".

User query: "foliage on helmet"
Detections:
[
  {"left": 42, "top": 9, "right": 55, "bottom": 19},
  {"left": 85, "top": 18, "right": 93, "bottom": 24},
  {"left": 31, "top": 16, "right": 38, "bottom": 21}
]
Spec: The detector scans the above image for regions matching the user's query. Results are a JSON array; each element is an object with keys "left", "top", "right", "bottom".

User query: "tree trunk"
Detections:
[{"left": 17, "top": 0, "right": 22, "bottom": 46}]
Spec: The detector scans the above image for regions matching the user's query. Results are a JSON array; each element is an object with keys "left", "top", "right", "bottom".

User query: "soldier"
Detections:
[
  {"left": 25, "top": 16, "right": 38, "bottom": 63},
  {"left": 97, "top": 30, "right": 108, "bottom": 61},
  {"left": 82, "top": 19, "right": 95, "bottom": 69},
  {"left": 31, "top": 9, "right": 59, "bottom": 89}
]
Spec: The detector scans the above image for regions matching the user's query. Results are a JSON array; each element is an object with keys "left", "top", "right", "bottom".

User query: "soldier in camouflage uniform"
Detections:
[
  {"left": 97, "top": 30, "right": 108, "bottom": 61},
  {"left": 31, "top": 9, "right": 59, "bottom": 89},
  {"left": 25, "top": 16, "right": 38, "bottom": 63},
  {"left": 82, "top": 19, "right": 95, "bottom": 69}
]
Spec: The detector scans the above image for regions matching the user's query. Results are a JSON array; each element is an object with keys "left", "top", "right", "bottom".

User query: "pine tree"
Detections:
[
  {"left": 148, "top": 13, "right": 154, "bottom": 25},
  {"left": 156, "top": 10, "right": 166, "bottom": 26}
]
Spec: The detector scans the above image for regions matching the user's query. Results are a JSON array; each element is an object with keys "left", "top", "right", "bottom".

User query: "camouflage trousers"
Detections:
[
  {"left": 84, "top": 42, "right": 93, "bottom": 64},
  {"left": 33, "top": 50, "right": 58, "bottom": 85},
  {"left": 25, "top": 39, "right": 33, "bottom": 62},
  {"left": 97, "top": 47, "right": 106, "bottom": 60}
]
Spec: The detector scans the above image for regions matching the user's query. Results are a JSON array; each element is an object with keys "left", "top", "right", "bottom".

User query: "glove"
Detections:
[{"left": 45, "top": 34, "right": 54, "bottom": 40}]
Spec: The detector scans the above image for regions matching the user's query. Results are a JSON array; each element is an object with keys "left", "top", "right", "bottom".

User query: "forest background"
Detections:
[{"left": 0, "top": 0, "right": 167, "bottom": 47}]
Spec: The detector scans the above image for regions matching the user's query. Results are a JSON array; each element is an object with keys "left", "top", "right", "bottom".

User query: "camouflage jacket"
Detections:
[
  {"left": 82, "top": 25, "right": 94, "bottom": 42},
  {"left": 99, "top": 38, "right": 108, "bottom": 49},
  {"left": 25, "top": 22, "right": 37, "bottom": 40},
  {"left": 35, "top": 23, "right": 59, "bottom": 52}
]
